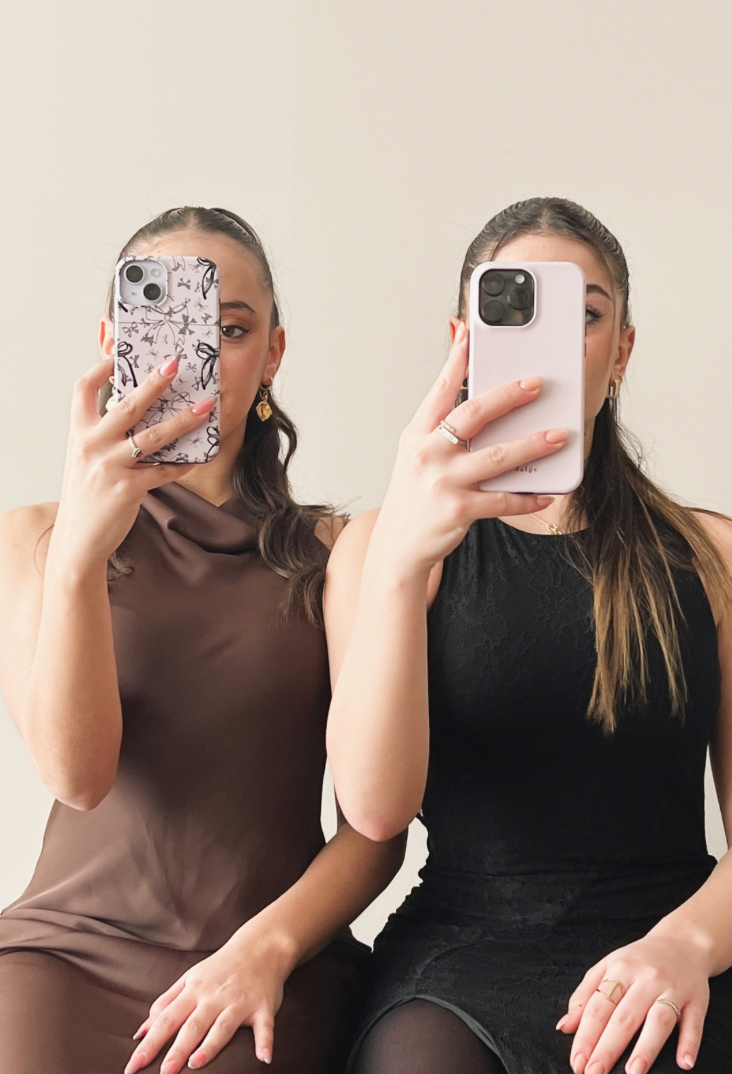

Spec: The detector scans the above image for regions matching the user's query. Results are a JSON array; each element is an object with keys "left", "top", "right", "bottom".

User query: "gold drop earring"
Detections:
[{"left": 256, "top": 383, "right": 273, "bottom": 422}]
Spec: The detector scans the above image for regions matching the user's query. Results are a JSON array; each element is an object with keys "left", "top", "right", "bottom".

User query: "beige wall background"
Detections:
[{"left": 0, "top": 0, "right": 730, "bottom": 946}]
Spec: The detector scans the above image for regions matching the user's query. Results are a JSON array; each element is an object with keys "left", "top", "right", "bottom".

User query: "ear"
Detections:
[
  {"left": 263, "top": 325, "right": 286, "bottom": 386},
  {"left": 98, "top": 316, "right": 115, "bottom": 360},
  {"left": 612, "top": 323, "right": 635, "bottom": 383},
  {"left": 448, "top": 316, "right": 463, "bottom": 343}
]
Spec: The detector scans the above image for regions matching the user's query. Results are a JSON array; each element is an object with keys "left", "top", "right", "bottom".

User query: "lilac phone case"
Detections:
[
  {"left": 468, "top": 261, "right": 586, "bottom": 495},
  {"left": 112, "top": 255, "right": 220, "bottom": 464}
]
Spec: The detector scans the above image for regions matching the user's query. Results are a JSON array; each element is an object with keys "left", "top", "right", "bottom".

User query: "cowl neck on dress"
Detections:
[{"left": 141, "top": 481, "right": 258, "bottom": 555}]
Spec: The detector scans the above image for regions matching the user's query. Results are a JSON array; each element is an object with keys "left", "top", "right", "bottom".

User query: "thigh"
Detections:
[
  {"left": 352, "top": 999, "right": 508, "bottom": 1074},
  {"left": 0, "top": 949, "right": 143, "bottom": 1074}
]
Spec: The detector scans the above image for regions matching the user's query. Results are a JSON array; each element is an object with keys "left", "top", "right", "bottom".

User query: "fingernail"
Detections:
[
  {"left": 629, "top": 1058, "right": 647, "bottom": 1074},
  {"left": 455, "top": 322, "right": 467, "bottom": 342},
  {"left": 536, "top": 495, "right": 555, "bottom": 507},
  {"left": 161, "top": 1062, "right": 177, "bottom": 1074},
  {"left": 586, "top": 1063, "right": 605, "bottom": 1074},
  {"left": 572, "top": 1057, "right": 586, "bottom": 1074},
  {"left": 188, "top": 1056, "right": 204, "bottom": 1070},
  {"left": 191, "top": 396, "right": 216, "bottom": 416},
  {"left": 159, "top": 356, "right": 179, "bottom": 377},
  {"left": 555, "top": 1015, "right": 567, "bottom": 1030},
  {"left": 124, "top": 1058, "right": 144, "bottom": 1074},
  {"left": 519, "top": 376, "right": 543, "bottom": 391},
  {"left": 259, "top": 1050, "right": 272, "bottom": 1065},
  {"left": 682, "top": 1056, "right": 695, "bottom": 1069},
  {"left": 545, "top": 427, "right": 568, "bottom": 444}
]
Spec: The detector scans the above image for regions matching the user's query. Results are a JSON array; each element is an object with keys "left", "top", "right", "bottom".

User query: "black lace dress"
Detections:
[{"left": 347, "top": 517, "right": 732, "bottom": 1073}]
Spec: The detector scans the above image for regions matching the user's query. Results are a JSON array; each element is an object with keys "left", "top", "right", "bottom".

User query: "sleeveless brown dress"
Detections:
[{"left": 0, "top": 482, "right": 368, "bottom": 1074}]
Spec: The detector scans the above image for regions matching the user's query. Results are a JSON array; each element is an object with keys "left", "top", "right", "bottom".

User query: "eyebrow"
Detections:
[
  {"left": 587, "top": 284, "right": 613, "bottom": 301},
  {"left": 220, "top": 300, "right": 257, "bottom": 315}
]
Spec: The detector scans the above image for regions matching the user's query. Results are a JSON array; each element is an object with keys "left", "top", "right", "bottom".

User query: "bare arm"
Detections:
[
  {"left": 0, "top": 504, "right": 122, "bottom": 810},
  {"left": 0, "top": 354, "right": 217, "bottom": 810},
  {"left": 326, "top": 326, "right": 564, "bottom": 840},
  {"left": 324, "top": 509, "right": 440, "bottom": 840},
  {"left": 647, "top": 511, "right": 732, "bottom": 975}
]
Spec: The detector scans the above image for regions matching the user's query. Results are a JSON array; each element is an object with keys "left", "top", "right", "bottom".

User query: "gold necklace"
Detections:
[{"left": 530, "top": 512, "right": 563, "bottom": 535}]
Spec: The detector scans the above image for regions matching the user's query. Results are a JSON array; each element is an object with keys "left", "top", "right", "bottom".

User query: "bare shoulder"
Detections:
[
  {"left": 0, "top": 502, "right": 59, "bottom": 575},
  {"left": 314, "top": 511, "right": 351, "bottom": 552},
  {"left": 691, "top": 510, "right": 732, "bottom": 627},
  {"left": 693, "top": 509, "right": 732, "bottom": 561},
  {"left": 325, "top": 508, "right": 381, "bottom": 571}
]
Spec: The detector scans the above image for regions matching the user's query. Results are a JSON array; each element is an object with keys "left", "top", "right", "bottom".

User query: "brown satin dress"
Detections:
[{"left": 0, "top": 483, "right": 368, "bottom": 1074}]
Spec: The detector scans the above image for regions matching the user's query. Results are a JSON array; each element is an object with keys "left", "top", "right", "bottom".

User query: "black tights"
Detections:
[{"left": 352, "top": 999, "right": 508, "bottom": 1074}]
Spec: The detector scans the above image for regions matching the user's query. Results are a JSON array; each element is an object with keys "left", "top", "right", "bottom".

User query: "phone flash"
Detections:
[{"left": 515, "top": 273, "right": 526, "bottom": 284}]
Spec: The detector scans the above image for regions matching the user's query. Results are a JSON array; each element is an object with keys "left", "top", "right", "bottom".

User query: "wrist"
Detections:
[
  {"left": 648, "top": 913, "right": 716, "bottom": 973},
  {"left": 226, "top": 919, "right": 300, "bottom": 977},
  {"left": 362, "top": 529, "right": 433, "bottom": 592},
  {"left": 46, "top": 521, "right": 110, "bottom": 584}
]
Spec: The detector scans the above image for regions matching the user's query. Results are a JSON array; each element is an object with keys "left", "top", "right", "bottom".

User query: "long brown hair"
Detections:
[
  {"left": 459, "top": 197, "right": 732, "bottom": 734},
  {"left": 104, "top": 206, "right": 335, "bottom": 627}
]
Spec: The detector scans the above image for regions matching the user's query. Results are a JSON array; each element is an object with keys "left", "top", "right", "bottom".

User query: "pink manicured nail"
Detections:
[
  {"left": 572, "top": 1057, "right": 586, "bottom": 1074},
  {"left": 629, "top": 1058, "right": 647, "bottom": 1074},
  {"left": 124, "top": 1055, "right": 145, "bottom": 1074},
  {"left": 555, "top": 1015, "right": 567, "bottom": 1030},
  {"left": 545, "top": 427, "right": 568, "bottom": 444},
  {"left": 188, "top": 1054, "right": 205, "bottom": 1070},
  {"left": 455, "top": 321, "right": 467, "bottom": 342},
  {"left": 520, "top": 376, "right": 543, "bottom": 391},
  {"left": 682, "top": 1056, "right": 695, "bottom": 1069},
  {"left": 586, "top": 1062, "right": 605, "bottom": 1074},
  {"left": 191, "top": 396, "right": 216, "bottom": 416},
  {"left": 159, "top": 356, "right": 180, "bottom": 377},
  {"left": 161, "top": 1062, "right": 178, "bottom": 1074}
]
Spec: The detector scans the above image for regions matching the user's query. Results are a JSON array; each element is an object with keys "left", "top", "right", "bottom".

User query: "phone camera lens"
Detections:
[
  {"left": 481, "top": 272, "right": 505, "bottom": 297},
  {"left": 507, "top": 286, "right": 530, "bottom": 310},
  {"left": 143, "top": 282, "right": 162, "bottom": 302},
  {"left": 482, "top": 299, "right": 504, "bottom": 324},
  {"left": 124, "top": 264, "right": 144, "bottom": 283}
]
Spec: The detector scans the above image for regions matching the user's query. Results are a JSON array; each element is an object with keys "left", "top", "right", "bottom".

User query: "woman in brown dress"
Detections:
[{"left": 0, "top": 207, "right": 405, "bottom": 1074}]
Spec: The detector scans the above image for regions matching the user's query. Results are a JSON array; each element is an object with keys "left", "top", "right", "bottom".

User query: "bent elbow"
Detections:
[
  {"left": 340, "top": 801, "right": 416, "bottom": 843},
  {"left": 42, "top": 767, "right": 117, "bottom": 812}
]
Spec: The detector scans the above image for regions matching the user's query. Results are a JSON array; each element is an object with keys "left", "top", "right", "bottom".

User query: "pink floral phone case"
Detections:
[{"left": 112, "top": 255, "right": 220, "bottom": 464}]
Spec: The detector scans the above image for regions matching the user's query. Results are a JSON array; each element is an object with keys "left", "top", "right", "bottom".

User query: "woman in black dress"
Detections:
[{"left": 325, "top": 198, "right": 732, "bottom": 1074}]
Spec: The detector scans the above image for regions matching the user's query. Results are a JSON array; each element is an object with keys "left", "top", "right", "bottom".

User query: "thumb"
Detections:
[{"left": 251, "top": 1006, "right": 275, "bottom": 1066}]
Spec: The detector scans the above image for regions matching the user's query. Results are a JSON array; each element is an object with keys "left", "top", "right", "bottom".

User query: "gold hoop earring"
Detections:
[
  {"left": 256, "top": 383, "right": 273, "bottom": 422},
  {"left": 607, "top": 377, "right": 622, "bottom": 400}
]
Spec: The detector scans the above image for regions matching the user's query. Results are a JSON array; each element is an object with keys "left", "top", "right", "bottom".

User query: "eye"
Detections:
[
  {"left": 221, "top": 324, "right": 250, "bottom": 340},
  {"left": 585, "top": 304, "right": 602, "bottom": 326}
]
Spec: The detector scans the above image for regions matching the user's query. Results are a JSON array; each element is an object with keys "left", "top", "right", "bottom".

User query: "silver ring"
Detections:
[
  {"left": 655, "top": 997, "right": 681, "bottom": 1023},
  {"left": 129, "top": 436, "right": 144, "bottom": 460},
  {"left": 437, "top": 419, "right": 464, "bottom": 446}
]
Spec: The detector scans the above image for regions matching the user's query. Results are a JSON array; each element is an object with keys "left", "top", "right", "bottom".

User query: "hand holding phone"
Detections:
[{"left": 371, "top": 326, "right": 566, "bottom": 578}]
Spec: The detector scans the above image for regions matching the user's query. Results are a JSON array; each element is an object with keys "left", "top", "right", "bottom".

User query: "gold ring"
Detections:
[
  {"left": 596, "top": 980, "right": 626, "bottom": 1005},
  {"left": 437, "top": 419, "right": 464, "bottom": 446},
  {"left": 655, "top": 998, "right": 681, "bottom": 1023}
]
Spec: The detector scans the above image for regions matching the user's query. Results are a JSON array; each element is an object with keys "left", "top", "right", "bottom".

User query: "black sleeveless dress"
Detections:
[{"left": 347, "top": 517, "right": 732, "bottom": 1073}]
